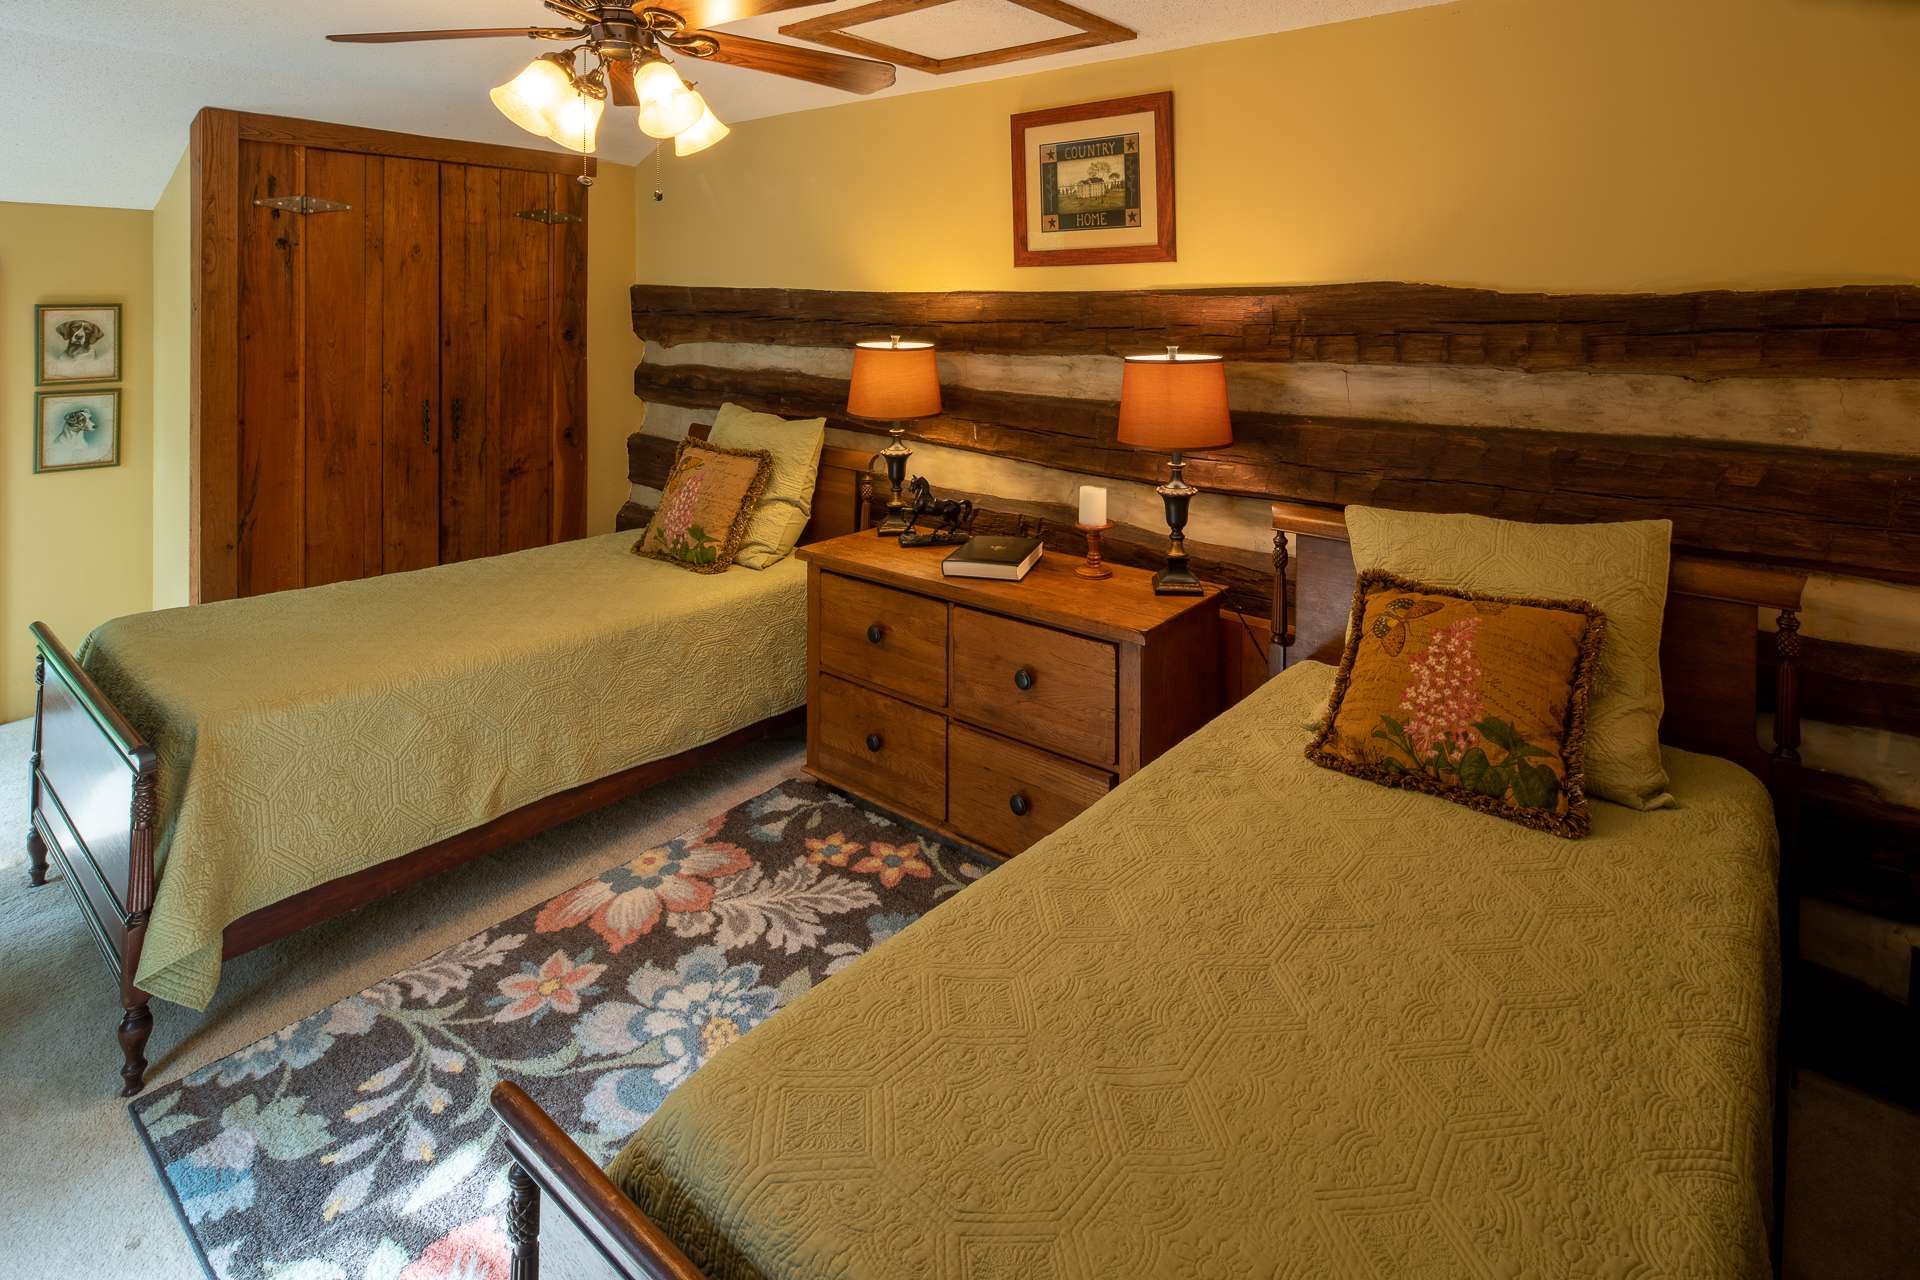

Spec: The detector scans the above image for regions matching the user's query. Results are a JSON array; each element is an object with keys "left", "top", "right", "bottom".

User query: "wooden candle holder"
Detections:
[{"left": 1076, "top": 521, "right": 1115, "bottom": 579}]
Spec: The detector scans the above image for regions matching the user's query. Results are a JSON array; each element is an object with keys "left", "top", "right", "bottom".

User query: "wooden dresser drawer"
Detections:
[
  {"left": 950, "top": 608, "right": 1117, "bottom": 765},
  {"left": 948, "top": 724, "right": 1111, "bottom": 856},
  {"left": 818, "top": 573, "right": 949, "bottom": 706},
  {"left": 813, "top": 674, "right": 947, "bottom": 821}
]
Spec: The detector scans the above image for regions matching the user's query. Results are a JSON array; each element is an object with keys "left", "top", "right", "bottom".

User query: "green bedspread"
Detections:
[
  {"left": 610, "top": 660, "right": 1780, "bottom": 1279},
  {"left": 80, "top": 533, "right": 808, "bottom": 1010}
]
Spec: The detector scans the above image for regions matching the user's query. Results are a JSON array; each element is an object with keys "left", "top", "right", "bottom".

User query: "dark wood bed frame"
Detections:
[
  {"left": 25, "top": 442, "right": 875, "bottom": 1097},
  {"left": 488, "top": 498, "right": 1811, "bottom": 1280}
]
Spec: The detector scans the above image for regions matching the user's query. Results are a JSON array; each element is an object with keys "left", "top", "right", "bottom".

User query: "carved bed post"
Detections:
[
  {"left": 1269, "top": 530, "right": 1290, "bottom": 678},
  {"left": 118, "top": 770, "right": 158, "bottom": 1096},
  {"left": 27, "top": 653, "right": 48, "bottom": 887},
  {"left": 507, "top": 1158, "right": 542, "bottom": 1280}
]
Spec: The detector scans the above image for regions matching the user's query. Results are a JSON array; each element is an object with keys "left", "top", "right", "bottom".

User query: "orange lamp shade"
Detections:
[
  {"left": 1116, "top": 351, "right": 1232, "bottom": 450},
  {"left": 848, "top": 338, "right": 942, "bottom": 420}
]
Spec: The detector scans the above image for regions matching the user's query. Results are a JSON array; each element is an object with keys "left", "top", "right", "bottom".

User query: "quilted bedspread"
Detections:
[
  {"left": 610, "top": 661, "right": 1780, "bottom": 1279},
  {"left": 79, "top": 534, "right": 808, "bottom": 1010}
]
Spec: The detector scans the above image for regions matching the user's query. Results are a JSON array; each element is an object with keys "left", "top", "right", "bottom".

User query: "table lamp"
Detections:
[
  {"left": 1117, "top": 346, "right": 1233, "bottom": 595},
  {"left": 848, "top": 336, "right": 942, "bottom": 536}
]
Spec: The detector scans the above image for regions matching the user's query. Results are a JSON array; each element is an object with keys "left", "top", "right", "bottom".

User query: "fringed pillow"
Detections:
[
  {"left": 1306, "top": 571, "right": 1607, "bottom": 838},
  {"left": 634, "top": 439, "right": 772, "bottom": 573}
]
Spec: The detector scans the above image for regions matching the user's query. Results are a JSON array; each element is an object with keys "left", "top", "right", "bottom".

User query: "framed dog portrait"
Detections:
[
  {"left": 36, "top": 303, "right": 122, "bottom": 384},
  {"left": 35, "top": 389, "right": 121, "bottom": 473},
  {"left": 1011, "top": 92, "right": 1174, "bottom": 268}
]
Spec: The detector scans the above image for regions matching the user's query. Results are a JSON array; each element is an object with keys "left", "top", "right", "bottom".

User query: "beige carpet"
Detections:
[{"left": 1, "top": 716, "right": 1916, "bottom": 1278}]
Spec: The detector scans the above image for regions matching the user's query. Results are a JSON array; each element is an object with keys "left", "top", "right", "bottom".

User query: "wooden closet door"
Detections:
[
  {"left": 551, "top": 175, "right": 589, "bottom": 543},
  {"left": 440, "top": 164, "right": 499, "bottom": 563},
  {"left": 301, "top": 149, "right": 382, "bottom": 587},
  {"left": 493, "top": 168, "right": 554, "bottom": 555},
  {"left": 380, "top": 157, "right": 441, "bottom": 574},
  {"left": 234, "top": 141, "right": 305, "bottom": 597}
]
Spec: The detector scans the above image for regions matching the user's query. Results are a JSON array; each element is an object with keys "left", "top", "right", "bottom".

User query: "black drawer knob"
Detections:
[
  {"left": 866, "top": 623, "right": 885, "bottom": 644},
  {"left": 865, "top": 732, "right": 883, "bottom": 752},
  {"left": 1009, "top": 793, "right": 1031, "bottom": 817},
  {"left": 1013, "top": 667, "right": 1035, "bottom": 692}
]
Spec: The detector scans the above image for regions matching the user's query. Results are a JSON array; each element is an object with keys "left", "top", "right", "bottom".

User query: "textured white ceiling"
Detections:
[{"left": 0, "top": 0, "right": 1448, "bottom": 209}]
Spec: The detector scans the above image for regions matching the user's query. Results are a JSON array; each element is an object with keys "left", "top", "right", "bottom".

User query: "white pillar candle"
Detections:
[{"left": 1078, "top": 485, "right": 1108, "bottom": 526}]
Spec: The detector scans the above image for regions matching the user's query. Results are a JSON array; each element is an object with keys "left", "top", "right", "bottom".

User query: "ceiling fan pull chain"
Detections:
[{"left": 654, "top": 142, "right": 666, "bottom": 203}]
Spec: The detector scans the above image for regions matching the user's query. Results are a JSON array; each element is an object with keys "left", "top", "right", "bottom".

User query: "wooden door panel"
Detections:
[
  {"left": 380, "top": 156, "right": 441, "bottom": 573},
  {"left": 439, "top": 164, "right": 498, "bottom": 563},
  {"left": 551, "top": 174, "right": 588, "bottom": 541},
  {"left": 494, "top": 167, "right": 553, "bottom": 554},
  {"left": 302, "top": 149, "right": 382, "bottom": 587},
  {"left": 235, "top": 140, "right": 304, "bottom": 597}
]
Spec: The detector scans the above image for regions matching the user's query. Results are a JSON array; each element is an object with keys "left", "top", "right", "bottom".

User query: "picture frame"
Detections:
[
  {"left": 36, "top": 302, "right": 123, "bottom": 384},
  {"left": 34, "top": 388, "right": 121, "bottom": 473},
  {"left": 1011, "top": 91, "right": 1174, "bottom": 268}
]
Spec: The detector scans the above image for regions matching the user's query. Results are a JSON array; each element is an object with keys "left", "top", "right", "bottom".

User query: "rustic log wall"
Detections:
[{"left": 627, "top": 280, "right": 1920, "bottom": 978}]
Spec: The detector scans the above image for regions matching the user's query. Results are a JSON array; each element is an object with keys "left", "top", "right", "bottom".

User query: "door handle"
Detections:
[
  {"left": 421, "top": 399, "right": 432, "bottom": 446},
  {"left": 451, "top": 397, "right": 463, "bottom": 443}
]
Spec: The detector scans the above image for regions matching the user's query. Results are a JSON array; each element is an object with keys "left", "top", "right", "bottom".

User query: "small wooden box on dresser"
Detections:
[{"left": 798, "top": 532, "right": 1225, "bottom": 857}]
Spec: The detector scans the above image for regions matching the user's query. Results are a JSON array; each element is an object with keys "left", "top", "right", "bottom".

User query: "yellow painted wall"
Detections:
[
  {"left": 151, "top": 149, "right": 193, "bottom": 610},
  {"left": 0, "top": 202, "right": 155, "bottom": 721},
  {"left": 588, "top": 162, "right": 647, "bottom": 531},
  {"left": 634, "top": 0, "right": 1920, "bottom": 294}
]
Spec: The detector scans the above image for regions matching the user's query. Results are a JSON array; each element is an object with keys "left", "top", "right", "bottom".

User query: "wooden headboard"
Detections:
[
  {"left": 1267, "top": 501, "right": 1809, "bottom": 780},
  {"left": 619, "top": 424, "right": 875, "bottom": 543}
]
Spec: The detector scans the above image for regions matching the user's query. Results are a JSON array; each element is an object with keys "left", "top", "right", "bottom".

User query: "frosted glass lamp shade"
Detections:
[
  {"left": 674, "top": 101, "right": 730, "bottom": 156},
  {"left": 491, "top": 57, "right": 574, "bottom": 138},
  {"left": 1117, "top": 351, "right": 1232, "bottom": 450},
  {"left": 634, "top": 59, "right": 703, "bottom": 138},
  {"left": 848, "top": 339, "right": 941, "bottom": 420},
  {"left": 546, "top": 93, "right": 604, "bottom": 154}
]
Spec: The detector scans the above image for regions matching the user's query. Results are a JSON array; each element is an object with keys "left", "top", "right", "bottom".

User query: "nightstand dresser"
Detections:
[{"left": 798, "top": 532, "right": 1224, "bottom": 857}]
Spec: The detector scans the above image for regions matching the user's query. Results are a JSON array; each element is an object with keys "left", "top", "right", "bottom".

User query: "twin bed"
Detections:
[
  {"left": 492, "top": 501, "right": 1807, "bottom": 1280},
  {"left": 25, "top": 440, "right": 873, "bottom": 1094}
]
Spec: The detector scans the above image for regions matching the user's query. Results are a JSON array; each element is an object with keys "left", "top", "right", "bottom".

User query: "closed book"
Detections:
[{"left": 940, "top": 535, "right": 1044, "bottom": 581}]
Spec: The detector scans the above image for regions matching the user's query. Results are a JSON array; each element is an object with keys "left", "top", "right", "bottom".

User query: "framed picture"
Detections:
[
  {"left": 1011, "top": 91, "right": 1174, "bottom": 268},
  {"left": 36, "top": 303, "right": 122, "bottom": 384},
  {"left": 34, "top": 389, "right": 121, "bottom": 473}
]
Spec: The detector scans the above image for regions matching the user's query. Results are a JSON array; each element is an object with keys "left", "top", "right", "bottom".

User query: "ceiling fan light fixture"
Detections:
[
  {"left": 674, "top": 100, "right": 730, "bottom": 156},
  {"left": 490, "top": 54, "right": 574, "bottom": 138}
]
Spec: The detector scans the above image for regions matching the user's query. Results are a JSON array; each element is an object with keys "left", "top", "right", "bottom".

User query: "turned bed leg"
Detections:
[
  {"left": 507, "top": 1158, "right": 542, "bottom": 1280},
  {"left": 118, "top": 999, "right": 154, "bottom": 1097},
  {"left": 26, "top": 828, "right": 48, "bottom": 888}
]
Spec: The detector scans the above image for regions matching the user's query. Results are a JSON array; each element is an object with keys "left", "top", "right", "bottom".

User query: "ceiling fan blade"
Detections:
[
  {"left": 605, "top": 59, "right": 640, "bottom": 107},
  {"left": 673, "top": 1, "right": 839, "bottom": 30},
  {"left": 326, "top": 28, "right": 570, "bottom": 44},
  {"left": 700, "top": 32, "right": 896, "bottom": 94}
]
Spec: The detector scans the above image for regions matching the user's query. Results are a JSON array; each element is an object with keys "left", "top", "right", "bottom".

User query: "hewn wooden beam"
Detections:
[
  {"left": 1759, "top": 634, "right": 1920, "bottom": 734},
  {"left": 632, "top": 283, "right": 1920, "bottom": 378},
  {"left": 631, "top": 359, "right": 1920, "bottom": 580}
]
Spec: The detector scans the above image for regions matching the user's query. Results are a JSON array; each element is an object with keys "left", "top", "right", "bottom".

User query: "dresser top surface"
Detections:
[{"left": 798, "top": 531, "right": 1221, "bottom": 644}]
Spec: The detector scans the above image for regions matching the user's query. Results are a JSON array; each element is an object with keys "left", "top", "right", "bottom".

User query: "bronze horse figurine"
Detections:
[{"left": 899, "top": 475, "right": 975, "bottom": 546}]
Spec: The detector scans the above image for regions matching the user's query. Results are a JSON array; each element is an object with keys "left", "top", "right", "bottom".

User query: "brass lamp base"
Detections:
[{"left": 876, "top": 422, "right": 912, "bottom": 537}]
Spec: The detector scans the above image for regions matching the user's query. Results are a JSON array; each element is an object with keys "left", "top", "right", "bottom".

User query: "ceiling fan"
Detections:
[{"left": 328, "top": 2, "right": 895, "bottom": 159}]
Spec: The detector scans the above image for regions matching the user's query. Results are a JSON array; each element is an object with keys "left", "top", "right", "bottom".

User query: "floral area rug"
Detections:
[{"left": 130, "top": 779, "right": 994, "bottom": 1280}]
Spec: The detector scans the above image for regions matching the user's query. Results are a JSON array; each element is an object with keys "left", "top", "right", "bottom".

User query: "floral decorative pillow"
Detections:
[
  {"left": 635, "top": 440, "right": 773, "bottom": 573},
  {"left": 1306, "top": 571, "right": 1607, "bottom": 838}
]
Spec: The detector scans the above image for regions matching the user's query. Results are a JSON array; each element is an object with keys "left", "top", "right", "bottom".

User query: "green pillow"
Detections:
[
  {"left": 705, "top": 402, "right": 827, "bottom": 569},
  {"left": 1344, "top": 506, "right": 1674, "bottom": 810}
]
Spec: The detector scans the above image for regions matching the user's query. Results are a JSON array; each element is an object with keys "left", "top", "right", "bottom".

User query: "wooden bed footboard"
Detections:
[
  {"left": 27, "top": 622, "right": 160, "bottom": 1096},
  {"left": 492, "top": 1081, "right": 705, "bottom": 1280}
]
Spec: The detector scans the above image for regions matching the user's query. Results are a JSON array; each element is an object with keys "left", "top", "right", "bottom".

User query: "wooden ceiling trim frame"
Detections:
[
  {"left": 779, "top": 0, "right": 1136, "bottom": 75},
  {"left": 630, "top": 282, "right": 1920, "bottom": 378}
]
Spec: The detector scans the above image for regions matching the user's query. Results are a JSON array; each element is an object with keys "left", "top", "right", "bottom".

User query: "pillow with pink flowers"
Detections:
[
  {"left": 634, "top": 439, "right": 772, "bottom": 573},
  {"left": 1305, "top": 571, "right": 1607, "bottom": 838}
]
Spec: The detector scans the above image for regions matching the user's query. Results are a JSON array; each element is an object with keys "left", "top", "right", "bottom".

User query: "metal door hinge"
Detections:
[
  {"left": 516, "top": 208, "right": 584, "bottom": 225},
  {"left": 254, "top": 194, "right": 353, "bottom": 215}
]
